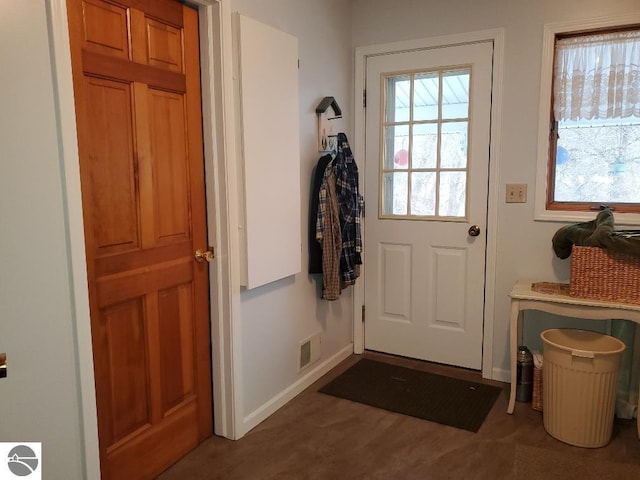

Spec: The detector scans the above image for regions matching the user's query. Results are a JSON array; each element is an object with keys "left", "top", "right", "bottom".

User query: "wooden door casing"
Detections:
[{"left": 66, "top": 0, "right": 213, "bottom": 478}]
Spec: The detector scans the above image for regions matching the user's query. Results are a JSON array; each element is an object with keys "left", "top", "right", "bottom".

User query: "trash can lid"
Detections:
[{"left": 541, "top": 328, "right": 626, "bottom": 355}]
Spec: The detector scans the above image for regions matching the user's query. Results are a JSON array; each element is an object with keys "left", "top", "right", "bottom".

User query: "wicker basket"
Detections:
[
  {"left": 569, "top": 245, "right": 640, "bottom": 305},
  {"left": 532, "top": 366, "right": 543, "bottom": 411}
]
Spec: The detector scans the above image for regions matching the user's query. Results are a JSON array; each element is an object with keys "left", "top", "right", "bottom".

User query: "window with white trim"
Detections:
[{"left": 546, "top": 27, "right": 640, "bottom": 214}]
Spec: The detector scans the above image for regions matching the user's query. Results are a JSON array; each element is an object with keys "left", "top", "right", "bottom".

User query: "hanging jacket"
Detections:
[
  {"left": 309, "top": 154, "right": 333, "bottom": 274},
  {"left": 334, "top": 132, "right": 363, "bottom": 285}
]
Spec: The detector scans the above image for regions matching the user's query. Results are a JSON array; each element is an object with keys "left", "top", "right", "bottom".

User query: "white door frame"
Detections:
[
  {"left": 353, "top": 29, "right": 505, "bottom": 381},
  {"left": 47, "top": 0, "right": 243, "bottom": 477}
]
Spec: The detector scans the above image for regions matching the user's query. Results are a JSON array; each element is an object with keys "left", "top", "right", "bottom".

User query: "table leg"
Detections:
[{"left": 507, "top": 300, "right": 521, "bottom": 414}]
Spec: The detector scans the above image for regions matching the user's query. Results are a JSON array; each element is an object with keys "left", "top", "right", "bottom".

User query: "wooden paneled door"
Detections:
[{"left": 66, "top": 0, "right": 213, "bottom": 478}]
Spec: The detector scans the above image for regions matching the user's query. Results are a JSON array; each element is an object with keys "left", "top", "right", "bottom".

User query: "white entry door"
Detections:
[{"left": 364, "top": 41, "right": 494, "bottom": 370}]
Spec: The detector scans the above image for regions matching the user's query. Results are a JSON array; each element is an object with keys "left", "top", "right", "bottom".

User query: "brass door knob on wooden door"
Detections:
[
  {"left": 194, "top": 247, "right": 215, "bottom": 263},
  {"left": 468, "top": 225, "right": 481, "bottom": 237}
]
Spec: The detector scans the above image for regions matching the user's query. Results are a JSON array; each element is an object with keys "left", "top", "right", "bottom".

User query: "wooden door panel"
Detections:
[
  {"left": 80, "top": 0, "right": 185, "bottom": 61},
  {"left": 158, "top": 284, "right": 195, "bottom": 412},
  {"left": 105, "top": 401, "right": 198, "bottom": 480},
  {"left": 147, "top": 88, "right": 190, "bottom": 243},
  {"left": 146, "top": 18, "right": 183, "bottom": 72},
  {"left": 82, "top": 51, "right": 187, "bottom": 91},
  {"left": 81, "top": 0, "right": 130, "bottom": 59},
  {"left": 95, "top": 260, "right": 192, "bottom": 308},
  {"left": 67, "top": 1, "right": 212, "bottom": 477},
  {"left": 84, "top": 77, "right": 139, "bottom": 254},
  {"left": 95, "top": 241, "right": 191, "bottom": 276},
  {"left": 95, "top": 298, "right": 149, "bottom": 446},
  {"left": 129, "top": 0, "right": 183, "bottom": 29}
]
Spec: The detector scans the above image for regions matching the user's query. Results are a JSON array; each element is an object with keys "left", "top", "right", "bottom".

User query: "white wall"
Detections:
[
  {"left": 230, "top": 0, "right": 355, "bottom": 417},
  {"left": 351, "top": 0, "right": 639, "bottom": 378},
  {"left": 0, "top": 2, "right": 84, "bottom": 479}
]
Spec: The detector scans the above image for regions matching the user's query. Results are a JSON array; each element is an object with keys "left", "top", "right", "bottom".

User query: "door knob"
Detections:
[
  {"left": 468, "top": 225, "right": 481, "bottom": 237},
  {"left": 194, "top": 247, "right": 215, "bottom": 263}
]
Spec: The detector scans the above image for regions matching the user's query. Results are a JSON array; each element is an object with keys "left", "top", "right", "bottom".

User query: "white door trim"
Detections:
[
  {"left": 47, "top": 0, "right": 242, "bottom": 477},
  {"left": 353, "top": 29, "right": 505, "bottom": 381}
]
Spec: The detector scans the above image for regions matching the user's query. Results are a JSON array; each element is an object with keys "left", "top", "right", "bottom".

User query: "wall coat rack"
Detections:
[{"left": 316, "top": 96, "right": 342, "bottom": 154}]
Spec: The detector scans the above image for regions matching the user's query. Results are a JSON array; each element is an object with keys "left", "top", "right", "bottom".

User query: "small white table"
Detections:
[{"left": 508, "top": 280, "right": 640, "bottom": 419}]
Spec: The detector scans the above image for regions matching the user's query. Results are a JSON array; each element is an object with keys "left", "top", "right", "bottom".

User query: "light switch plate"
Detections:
[{"left": 506, "top": 183, "right": 527, "bottom": 203}]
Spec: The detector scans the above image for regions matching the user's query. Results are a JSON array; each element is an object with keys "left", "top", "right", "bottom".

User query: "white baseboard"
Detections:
[
  {"left": 492, "top": 367, "right": 510, "bottom": 384},
  {"left": 241, "top": 343, "right": 353, "bottom": 436}
]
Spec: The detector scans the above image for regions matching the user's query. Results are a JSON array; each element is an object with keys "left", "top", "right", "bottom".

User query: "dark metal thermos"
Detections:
[{"left": 516, "top": 346, "right": 534, "bottom": 402}]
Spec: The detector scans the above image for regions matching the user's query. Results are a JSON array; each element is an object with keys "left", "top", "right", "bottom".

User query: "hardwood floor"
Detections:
[{"left": 158, "top": 352, "right": 640, "bottom": 479}]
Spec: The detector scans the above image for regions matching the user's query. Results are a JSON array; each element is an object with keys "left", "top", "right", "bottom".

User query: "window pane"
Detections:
[
  {"left": 439, "top": 171, "right": 466, "bottom": 217},
  {"left": 442, "top": 69, "right": 470, "bottom": 119},
  {"left": 554, "top": 120, "right": 640, "bottom": 203},
  {"left": 382, "top": 172, "right": 408, "bottom": 215},
  {"left": 441, "top": 121, "right": 468, "bottom": 168},
  {"left": 386, "top": 75, "right": 410, "bottom": 123},
  {"left": 384, "top": 124, "right": 410, "bottom": 170},
  {"left": 548, "top": 28, "right": 640, "bottom": 212},
  {"left": 413, "top": 73, "right": 439, "bottom": 121},
  {"left": 380, "top": 67, "right": 476, "bottom": 219},
  {"left": 411, "top": 172, "right": 436, "bottom": 215},
  {"left": 412, "top": 123, "right": 438, "bottom": 168}
]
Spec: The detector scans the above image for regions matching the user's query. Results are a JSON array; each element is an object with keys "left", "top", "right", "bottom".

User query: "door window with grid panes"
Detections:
[{"left": 381, "top": 68, "right": 470, "bottom": 219}]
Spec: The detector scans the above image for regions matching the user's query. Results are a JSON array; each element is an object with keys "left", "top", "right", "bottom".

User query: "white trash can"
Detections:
[{"left": 541, "top": 328, "right": 626, "bottom": 448}]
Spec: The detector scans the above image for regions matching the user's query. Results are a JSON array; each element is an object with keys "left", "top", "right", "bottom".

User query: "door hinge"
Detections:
[
  {"left": 363, "top": 89, "right": 366, "bottom": 108},
  {"left": 361, "top": 305, "right": 365, "bottom": 323}
]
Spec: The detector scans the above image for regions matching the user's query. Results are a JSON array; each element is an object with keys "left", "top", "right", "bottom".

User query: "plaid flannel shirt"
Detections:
[
  {"left": 316, "top": 165, "right": 342, "bottom": 300},
  {"left": 334, "top": 133, "right": 363, "bottom": 286}
]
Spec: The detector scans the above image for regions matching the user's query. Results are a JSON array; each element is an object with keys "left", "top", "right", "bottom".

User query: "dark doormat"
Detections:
[{"left": 319, "top": 358, "right": 502, "bottom": 432}]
